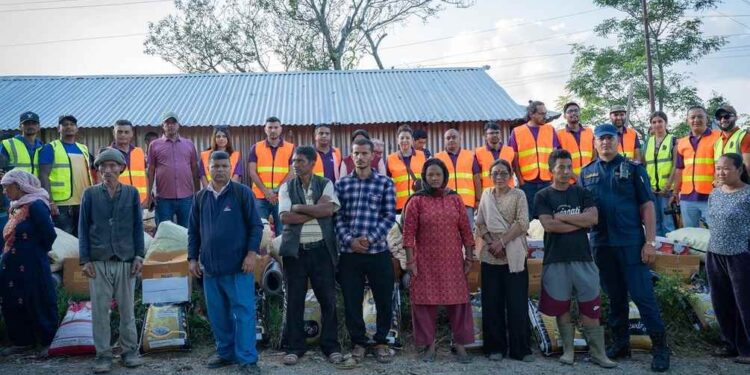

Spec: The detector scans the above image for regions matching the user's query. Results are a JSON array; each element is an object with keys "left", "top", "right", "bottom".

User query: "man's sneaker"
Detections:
[
  {"left": 121, "top": 353, "right": 145, "bottom": 368},
  {"left": 239, "top": 363, "right": 261, "bottom": 374},
  {"left": 206, "top": 354, "right": 234, "bottom": 369},
  {"left": 93, "top": 357, "right": 113, "bottom": 374}
]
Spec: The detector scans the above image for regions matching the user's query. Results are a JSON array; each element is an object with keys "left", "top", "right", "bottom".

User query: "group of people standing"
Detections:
[{"left": 0, "top": 99, "right": 748, "bottom": 374}]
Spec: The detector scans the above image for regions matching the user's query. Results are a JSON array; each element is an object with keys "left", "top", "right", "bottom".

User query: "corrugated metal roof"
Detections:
[{"left": 0, "top": 67, "right": 526, "bottom": 130}]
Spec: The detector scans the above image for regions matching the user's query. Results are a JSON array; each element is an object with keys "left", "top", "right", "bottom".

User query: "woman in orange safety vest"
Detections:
[{"left": 200, "top": 126, "right": 242, "bottom": 187}]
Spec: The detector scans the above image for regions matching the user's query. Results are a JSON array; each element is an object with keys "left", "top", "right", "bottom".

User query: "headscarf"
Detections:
[
  {"left": 1, "top": 169, "right": 50, "bottom": 210},
  {"left": 413, "top": 158, "right": 455, "bottom": 198}
]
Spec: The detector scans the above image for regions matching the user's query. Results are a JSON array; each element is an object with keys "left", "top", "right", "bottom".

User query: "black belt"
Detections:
[{"left": 299, "top": 240, "right": 325, "bottom": 251}]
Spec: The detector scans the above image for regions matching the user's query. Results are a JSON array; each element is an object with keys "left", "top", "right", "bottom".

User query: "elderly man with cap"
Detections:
[
  {"left": 0, "top": 111, "right": 44, "bottom": 175},
  {"left": 79, "top": 148, "right": 145, "bottom": 373},
  {"left": 146, "top": 111, "right": 200, "bottom": 227},
  {"left": 714, "top": 104, "right": 750, "bottom": 173},
  {"left": 609, "top": 105, "right": 642, "bottom": 161},
  {"left": 38, "top": 114, "right": 94, "bottom": 235},
  {"left": 579, "top": 124, "right": 670, "bottom": 373}
]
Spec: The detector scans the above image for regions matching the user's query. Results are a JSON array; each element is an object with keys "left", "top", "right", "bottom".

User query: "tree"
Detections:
[
  {"left": 565, "top": 0, "right": 728, "bottom": 128},
  {"left": 145, "top": 0, "right": 474, "bottom": 72}
]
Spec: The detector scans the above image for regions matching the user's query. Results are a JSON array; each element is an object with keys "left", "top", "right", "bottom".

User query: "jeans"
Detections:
[
  {"left": 338, "top": 251, "right": 394, "bottom": 346},
  {"left": 89, "top": 261, "right": 137, "bottom": 359},
  {"left": 54, "top": 204, "right": 80, "bottom": 236},
  {"left": 255, "top": 198, "right": 282, "bottom": 235},
  {"left": 680, "top": 200, "right": 708, "bottom": 228},
  {"left": 654, "top": 196, "right": 676, "bottom": 236},
  {"left": 155, "top": 197, "right": 193, "bottom": 228},
  {"left": 520, "top": 181, "right": 550, "bottom": 218},
  {"left": 282, "top": 242, "right": 340, "bottom": 356},
  {"left": 203, "top": 272, "right": 258, "bottom": 365},
  {"left": 594, "top": 245, "right": 666, "bottom": 335}
]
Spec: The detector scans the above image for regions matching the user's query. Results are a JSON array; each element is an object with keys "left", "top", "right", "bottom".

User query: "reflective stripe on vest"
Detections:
[
  {"left": 557, "top": 127, "right": 594, "bottom": 183},
  {"left": 435, "top": 149, "right": 477, "bottom": 208},
  {"left": 714, "top": 129, "right": 747, "bottom": 161},
  {"left": 677, "top": 131, "right": 720, "bottom": 195},
  {"left": 617, "top": 128, "right": 638, "bottom": 159},
  {"left": 313, "top": 147, "right": 341, "bottom": 178},
  {"left": 252, "top": 141, "right": 294, "bottom": 198},
  {"left": 1, "top": 138, "right": 39, "bottom": 175},
  {"left": 515, "top": 124, "right": 554, "bottom": 182},
  {"left": 475, "top": 145, "right": 514, "bottom": 189},
  {"left": 387, "top": 150, "right": 426, "bottom": 210},
  {"left": 201, "top": 149, "right": 240, "bottom": 183},
  {"left": 48, "top": 140, "right": 91, "bottom": 202},
  {"left": 118, "top": 147, "right": 148, "bottom": 203},
  {"left": 644, "top": 134, "right": 674, "bottom": 191}
]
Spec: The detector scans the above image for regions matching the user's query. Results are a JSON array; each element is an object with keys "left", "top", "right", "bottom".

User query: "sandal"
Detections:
[
  {"left": 351, "top": 345, "right": 366, "bottom": 361},
  {"left": 328, "top": 352, "right": 343, "bottom": 364},
  {"left": 420, "top": 349, "right": 436, "bottom": 363},
  {"left": 375, "top": 345, "right": 393, "bottom": 364},
  {"left": 282, "top": 353, "right": 299, "bottom": 366}
]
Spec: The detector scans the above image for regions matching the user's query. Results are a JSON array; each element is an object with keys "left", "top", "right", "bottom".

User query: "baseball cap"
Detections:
[
  {"left": 594, "top": 124, "right": 618, "bottom": 138},
  {"left": 58, "top": 114, "right": 78, "bottom": 124},
  {"left": 161, "top": 111, "right": 180, "bottom": 124},
  {"left": 609, "top": 105, "right": 627, "bottom": 114},
  {"left": 715, "top": 104, "right": 737, "bottom": 118},
  {"left": 19, "top": 111, "right": 39, "bottom": 125},
  {"left": 94, "top": 147, "right": 126, "bottom": 168}
]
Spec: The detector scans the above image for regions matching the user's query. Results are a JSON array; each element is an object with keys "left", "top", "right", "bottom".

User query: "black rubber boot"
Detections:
[
  {"left": 606, "top": 325, "right": 631, "bottom": 360},
  {"left": 650, "top": 332, "right": 670, "bottom": 372}
]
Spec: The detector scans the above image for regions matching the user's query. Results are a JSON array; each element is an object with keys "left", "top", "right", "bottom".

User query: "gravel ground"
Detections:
[{"left": 0, "top": 344, "right": 746, "bottom": 375}]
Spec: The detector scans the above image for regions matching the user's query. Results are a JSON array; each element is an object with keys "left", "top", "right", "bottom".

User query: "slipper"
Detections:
[
  {"left": 375, "top": 345, "right": 393, "bottom": 364},
  {"left": 420, "top": 350, "right": 436, "bottom": 363},
  {"left": 283, "top": 353, "right": 299, "bottom": 366},
  {"left": 328, "top": 352, "right": 344, "bottom": 364}
]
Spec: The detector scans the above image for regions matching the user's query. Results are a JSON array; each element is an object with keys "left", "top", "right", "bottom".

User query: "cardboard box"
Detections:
[
  {"left": 650, "top": 253, "right": 701, "bottom": 282},
  {"left": 528, "top": 258, "right": 543, "bottom": 297},
  {"left": 62, "top": 257, "right": 89, "bottom": 296},
  {"left": 142, "top": 253, "right": 191, "bottom": 304}
]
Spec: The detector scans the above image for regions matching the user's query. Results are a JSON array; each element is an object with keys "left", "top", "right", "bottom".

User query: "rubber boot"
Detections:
[
  {"left": 558, "top": 323, "right": 575, "bottom": 365},
  {"left": 582, "top": 325, "right": 618, "bottom": 369},
  {"left": 650, "top": 332, "right": 670, "bottom": 372},
  {"left": 606, "top": 325, "right": 631, "bottom": 359}
]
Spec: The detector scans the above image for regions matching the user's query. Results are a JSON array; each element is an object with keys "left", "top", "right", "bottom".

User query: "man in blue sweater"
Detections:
[{"left": 188, "top": 151, "right": 263, "bottom": 375}]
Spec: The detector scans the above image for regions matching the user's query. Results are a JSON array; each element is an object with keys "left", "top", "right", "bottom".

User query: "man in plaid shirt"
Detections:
[{"left": 335, "top": 138, "right": 397, "bottom": 363}]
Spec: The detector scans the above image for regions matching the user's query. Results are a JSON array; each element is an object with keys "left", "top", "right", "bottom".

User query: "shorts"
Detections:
[{"left": 539, "top": 261, "right": 601, "bottom": 319}]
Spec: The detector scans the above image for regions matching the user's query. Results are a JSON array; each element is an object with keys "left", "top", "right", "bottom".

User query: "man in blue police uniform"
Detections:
[{"left": 578, "top": 124, "right": 670, "bottom": 373}]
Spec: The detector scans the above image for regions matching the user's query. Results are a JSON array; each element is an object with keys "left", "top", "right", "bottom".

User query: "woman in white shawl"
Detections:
[
  {"left": 475, "top": 158, "right": 532, "bottom": 362},
  {"left": 0, "top": 170, "right": 58, "bottom": 358}
]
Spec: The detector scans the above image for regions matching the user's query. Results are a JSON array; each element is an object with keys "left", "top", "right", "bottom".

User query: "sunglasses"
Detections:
[{"left": 716, "top": 114, "right": 734, "bottom": 121}]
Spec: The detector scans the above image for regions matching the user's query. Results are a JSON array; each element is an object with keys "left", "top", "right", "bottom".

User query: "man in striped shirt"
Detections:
[{"left": 334, "top": 138, "right": 397, "bottom": 363}]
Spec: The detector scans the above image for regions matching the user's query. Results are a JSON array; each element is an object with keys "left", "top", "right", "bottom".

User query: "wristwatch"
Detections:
[{"left": 648, "top": 240, "right": 658, "bottom": 248}]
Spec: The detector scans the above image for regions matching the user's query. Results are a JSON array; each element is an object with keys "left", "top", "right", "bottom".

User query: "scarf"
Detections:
[
  {"left": 477, "top": 188, "right": 527, "bottom": 272},
  {"left": 1, "top": 169, "right": 50, "bottom": 210}
]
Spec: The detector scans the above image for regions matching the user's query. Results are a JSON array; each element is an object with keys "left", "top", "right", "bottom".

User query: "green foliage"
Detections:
[{"left": 565, "top": 0, "right": 728, "bottom": 128}]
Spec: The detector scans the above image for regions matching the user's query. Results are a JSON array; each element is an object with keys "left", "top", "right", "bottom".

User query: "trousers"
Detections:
[
  {"left": 89, "top": 261, "right": 138, "bottom": 358},
  {"left": 203, "top": 272, "right": 258, "bottom": 365}
]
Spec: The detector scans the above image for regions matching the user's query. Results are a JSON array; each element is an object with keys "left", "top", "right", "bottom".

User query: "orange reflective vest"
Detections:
[
  {"left": 677, "top": 130, "right": 720, "bottom": 196},
  {"left": 557, "top": 127, "right": 594, "bottom": 183},
  {"left": 617, "top": 127, "right": 638, "bottom": 159},
  {"left": 117, "top": 146, "right": 148, "bottom": 204},
  {"left": 252, "top": 140, "right": 294, "bottom": 198},
  {"left": 514, "top": 123, "right": 554, "bottom": 182},
  {"left": 313, "top": 147, "right": 341, "bottom": 180},
  {"left": 387, "top": 150, "right": 426, "bottom": 210},
  {"left": 201, "top": 149, "right": 241, "bottom": 182},
  {"left": 435, "top": 149, "right": 477, "bottom": 208},
  {"left": 475, "top": 144, "right": 515, "bottom": 189}
]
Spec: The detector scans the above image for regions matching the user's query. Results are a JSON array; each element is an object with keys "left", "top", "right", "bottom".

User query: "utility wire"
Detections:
[
  {"left": 0, "top": 0, "right": 170, "bottom": 13},
  {"left": 0, "top": 32, "right": 145, "bottom": 47}
]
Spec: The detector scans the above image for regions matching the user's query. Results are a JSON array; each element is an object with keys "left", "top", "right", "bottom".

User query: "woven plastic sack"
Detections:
[
  {"left": 48, "top": 228, "right": 79, "bottom": 272},
  {"left": 48, "top": 301, "right": 95, "bottom": 356},
  {"left": 140, "top": 303, "right": 190, "bottom": 353},
  {"left": 145, "top": 221, "right": 188, "bottom": 260}
]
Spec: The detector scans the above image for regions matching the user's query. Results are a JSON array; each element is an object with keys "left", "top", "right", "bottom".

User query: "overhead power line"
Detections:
[
  {"left": 0, "top": 0, "right": 171, "bottom": 13},
  {"left": 0, "top": 32, "right": 145, "bottom": 47},
  {"left": 0, "top": 0, "right": 93, "bottom": 6}
]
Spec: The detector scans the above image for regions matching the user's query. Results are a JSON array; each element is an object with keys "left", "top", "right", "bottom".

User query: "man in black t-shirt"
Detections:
[{"left": 534, "top": 149, "right": 616, "bottom": 368}]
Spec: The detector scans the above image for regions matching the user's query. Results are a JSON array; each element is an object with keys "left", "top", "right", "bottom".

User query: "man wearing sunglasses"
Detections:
[{"left": 714, "top": 105, "right": 750, "bottom": 173}]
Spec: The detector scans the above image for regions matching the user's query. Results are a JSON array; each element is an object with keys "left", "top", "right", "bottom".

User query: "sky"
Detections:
[{"left": 0, "top": 0, "right": 748, "bottom": 120}]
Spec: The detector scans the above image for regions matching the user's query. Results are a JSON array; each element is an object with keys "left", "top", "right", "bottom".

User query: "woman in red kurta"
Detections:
[{"left": 403, "top": 158, "right": 476, "bottom": 363}]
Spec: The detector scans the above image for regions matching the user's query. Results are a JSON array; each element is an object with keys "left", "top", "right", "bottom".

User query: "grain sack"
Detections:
[
  {"left": 528, "top": 299, "right": 588, "bottom": 356},
  {"left": 363, "top": 285, "right": 402, "bottom": 346},
  {"left": 145, "top": 221, "right": 188, "bottom": 260},
  {"left": 628, "top": 301, "right": 652, "bottom": 351},
  {"left": 140, "top": 303, "right": 190, "bottom": 353},
  {"left": 143, "top": 232, "right": 153, "bottom": 253},
  {"left": 687, "top": 293, "right": 717, "bottom": 331},
  {"left": 48, "top": 228, "right": 79, "bottom": 272},
  {"left": 48, "top": 301, "right": 95, "bottom": 356},
  {"left": 303, "top": 289, "right": 322, "bottom": 345},
  {"left": 666, "top": 227, "right": 710, "bottom": 259},
  {"left": 463, "top": 292, "right": 483, "bottom": 349},
  {"left": 387, "top": 223, "right": 407, "bottom": 270},
  {"left": 528, "top": 219, "right": 545, "bottom": 240},
  {"left": 259, "top": 219, "right": 273, "bottom": 256}
]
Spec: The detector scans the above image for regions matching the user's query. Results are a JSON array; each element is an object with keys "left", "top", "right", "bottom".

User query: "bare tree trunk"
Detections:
[
  {"left": 653, "top": 38, "right": 666, "bottom": 112},
  {"left": 365, "top": 31, "right": 385, "bottom": 69}
]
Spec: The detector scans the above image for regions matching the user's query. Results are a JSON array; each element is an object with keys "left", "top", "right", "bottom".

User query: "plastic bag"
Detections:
[{"left": 140, "top": 303, "right": 190, "bottom": 353}]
